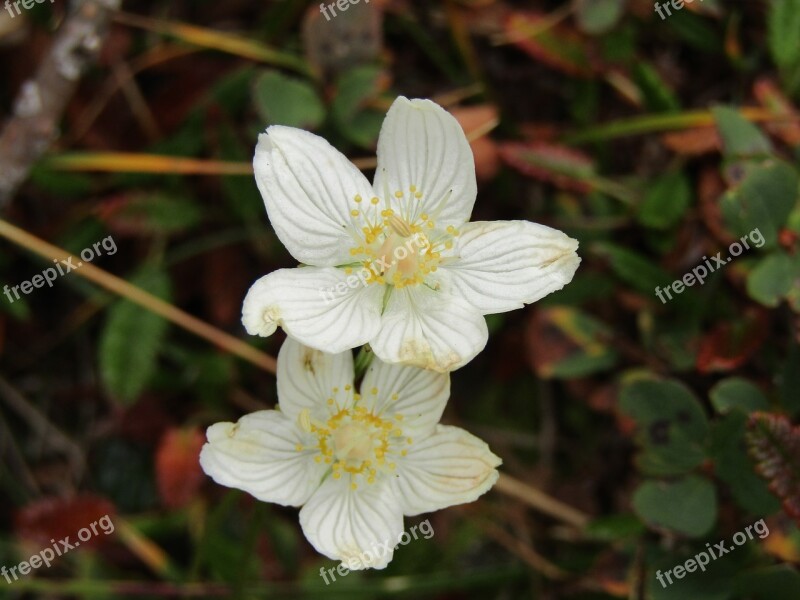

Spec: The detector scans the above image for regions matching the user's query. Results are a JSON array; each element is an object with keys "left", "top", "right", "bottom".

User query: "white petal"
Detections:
[
  {"left": 370, "top": 286, "right": 488, "bottom": 372},
  {"left": 360, "top": 358, "right": 450, "bottom": 438},
  {"left": 436, "top": 220, "right": 580, "bottom": 314},
  {"left": 199, "top": 411, "right": 325, "bottom": 506},
  {"left": 300, "top": 477, "right": 403, "bottom": 570},
  {"left": 392, "top": 425, "right": 501, "bottom": 516},
  {"left": 241, "top": 267, "right": 383, "bottom": 353},
  {"left": 254, "top": 127, "right": 375, "bottom": 266},
  {"left": 277, "top": 337, "right": 354, "bottom": 422},
  {"left": 373, "top": 97, "right": 477, "bottom": 230}
]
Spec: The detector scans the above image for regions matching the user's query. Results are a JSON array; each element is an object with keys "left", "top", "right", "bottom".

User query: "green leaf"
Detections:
[
  {"left": 747, "top": 252, "right": 797, "bottom": 307},
  {"left": 331, "top": 66, "right": 385, "bottom": 148},
  {"left": 117, "top": 193, "right": 204, "bottom": 235},
  {"left": 620, "top": 378, "right": 709, "bottom": 476},
  {"left": 768, "top": 0, "right": 800, "bottom": 71},
  {"left": 713, "top": 106, "right": 773, "bottom": 158},
  {"left": 99, "top": 268, "right": 171, "bottom": 404},
  {"left": 711, "top": 412, "right": 781, "bottom": 516},
  {"left": 573, "top": 0, "right": 625, "bottom": 35},
  {"left": 528, "top": 307, "right": 618, "bottom": 378},
  {"left": 710, "top": 378, "right": 770, "bottom": 414},
  {"left": 734, "top": 566, "right": 800, "bottom": 600},
  {"left": 593, "top": 243, "right": 675, "bottom": 297},
  {"left": 585, "top": 514, "right": 646, "bottom": 541},
  {"left": 632, "top": 62, "right": 681, "bottom": 113},
  {"left": 252, "top": 70, "right": 325, "bottom": 129},
  {"left": 720, "top": 160, "right": 799, "bottom": 249},
  {"left": 633, "top": 475, "right": 717, "bottom": 537},
  {"left": 638, "top": 171, "right": 692, "bottom": 229}
]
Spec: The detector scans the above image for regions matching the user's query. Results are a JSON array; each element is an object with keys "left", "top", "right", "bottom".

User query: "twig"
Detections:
[
  {"left": 0, "top": 219, "right": 277, "bottom": 374},
  {"left": 0, "top": 0, "right": 122, "bottom": 208},
  {"left": 0, "top": 376, "right": 85, "bottom": 480},
  {"left": 0, "top": 219, "right": 589, "bottom": 528},
  {"left": 494, "top": 473, "right": 590, "bottom": 528},
  {"left": 481, "top": 521, "right": 568, "bottom": 580}
]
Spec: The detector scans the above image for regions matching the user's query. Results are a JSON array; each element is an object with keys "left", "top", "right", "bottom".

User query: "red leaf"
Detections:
[
  {"left": 505, "top": 12, "right": 596, "bottom": 78},
  {"left": 747, "top": 413, "right": 800, "bottom": 526},
  {"left": 155, "top": 427, "right": 206, "bottom": 509},
  {"left": 14, "top": 495, "right": 117, "bottom": 549},
  {"left": 696, "top": 310, "right": 768, "bottom": 373},
  {"left": 754, "top": 78, "right": 800, "bottom": 147},
  {"left": 661, "top": 127, "right": 721, "bottom": 156},
  {"left": 499, "top": 141, "right": 595, "bottom": 193}
]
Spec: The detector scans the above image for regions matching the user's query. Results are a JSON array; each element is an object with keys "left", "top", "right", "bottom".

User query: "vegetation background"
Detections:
[{"left": 1, "top": 0, "right": 799, "bottom": 598}]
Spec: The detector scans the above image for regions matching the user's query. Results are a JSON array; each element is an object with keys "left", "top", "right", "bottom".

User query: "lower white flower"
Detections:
[{"left": 199, "top": 337, "right": 501, "bottom": 569}]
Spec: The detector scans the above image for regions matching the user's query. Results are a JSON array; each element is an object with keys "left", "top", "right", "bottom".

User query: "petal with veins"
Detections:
[
  {"left": 199, "top": 411, "right": 325, "bottom": 507},
  {"left": 360, "top": 358, "right": 450, "bottom": 439},
  {"left": 392, "top": 424, "right": 502, "bottom": 516},
  {"left": 300, "top": 477, "right": 403, "bottom": 570},
  {"left": 277, "top": 336, "right": 355, "bottom": 422},
  {"left": 242, "top": 267, "right": 383, "bottom": 353},
  {"left": 370, "top": 285, "right": 488, "bottom": 372},
  {"left": 374, "top": 97, "right": 477, "bottom": 229},
  {"left": 254, "top": 127, "right": 375, "bottom": 266},
  {"left": 436, "top": 220, "right": 581, "bottom": 314}
]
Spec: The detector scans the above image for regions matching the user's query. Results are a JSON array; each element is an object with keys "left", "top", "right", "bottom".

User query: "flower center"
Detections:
[
  {"left": 346, "top": 187, "right": 459, "bottom": 290},
  {"left": 297, "top": 387, "right": 411, "bottom": 489}
]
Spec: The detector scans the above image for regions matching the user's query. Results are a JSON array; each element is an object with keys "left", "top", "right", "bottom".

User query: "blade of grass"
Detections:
[
  {"left": 112, "top": 11, "right": 311, "bottom": 76},
  {"left": 562, "top": 107, "right": 797, "bottom": 144},
  {"left": 0, "top": 219, "right": 276, "bottom": 373},
  {"left": 43, "top": 153, "right": 254, "bottom": 175}
]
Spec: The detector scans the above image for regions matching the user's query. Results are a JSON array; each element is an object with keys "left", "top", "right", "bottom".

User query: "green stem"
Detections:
[{"left": 353, "top": 345, "right": 375, "bottom": 381}]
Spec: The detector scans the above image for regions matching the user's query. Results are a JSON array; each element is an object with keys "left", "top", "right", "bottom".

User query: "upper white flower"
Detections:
[
  {"left": 243, "top": 96, "right": 581, "bottom": 371},
  {"left": 199, "top": 337, "right": 501, "bottom": 569}
]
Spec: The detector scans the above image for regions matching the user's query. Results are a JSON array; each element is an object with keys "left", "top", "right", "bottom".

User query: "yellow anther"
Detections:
[
  {"left": 295, "top": 444, "right": 304, "bottom": 452},
  {"left": 414, "top": 192, "right": 423, "bottom": 199},
  {"left": 420, "top": 213, "right": 429, "bottom": 220},
  {"left": 410, "top": 185, "right": 417, "bottom": 192},
  {"left": 371, "top": 387, "right": 378, "bottom": 395},
  {"left": 327, "top": 398, "right": 334, "bottom": 405},
  {"left": 395, "top": 414, "right": 403, "bottom": 421},
  {"left": 333, "top": 472, "right": 341, "bottom": 479},
  {"left": 394, "top": 190, "right": 403, "bottom": 198},
  {"left": 314, "top": 455, "right": 322, "bottom": 463},
  {"left": 354, "top": 195, "right": 362, "bottom": 203},
  {"left": 401, "top": 450, "right": 408, "bottom": 457},
  {"left": 351, "top": 210, "right": 360, "bottom": 217},
  {"left": 345, "top": 384, "right": 352, "bottom": 391},
  {"left": 371, "top": 197, "right": 380, "bottom": 205},
  {"left": 351, "top": 482, "right": 358, "bottom": 490},
  {"left": 427, "top": 221, "right": 434, "bottom": 228}
]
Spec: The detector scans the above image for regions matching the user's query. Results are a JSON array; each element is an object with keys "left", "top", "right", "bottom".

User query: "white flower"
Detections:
[
  {"left": 199, "top": 337, "right": 501, "bottom": 569},
  {"left": 243, "top": 96, "right": 580, "bottom": 371}
]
